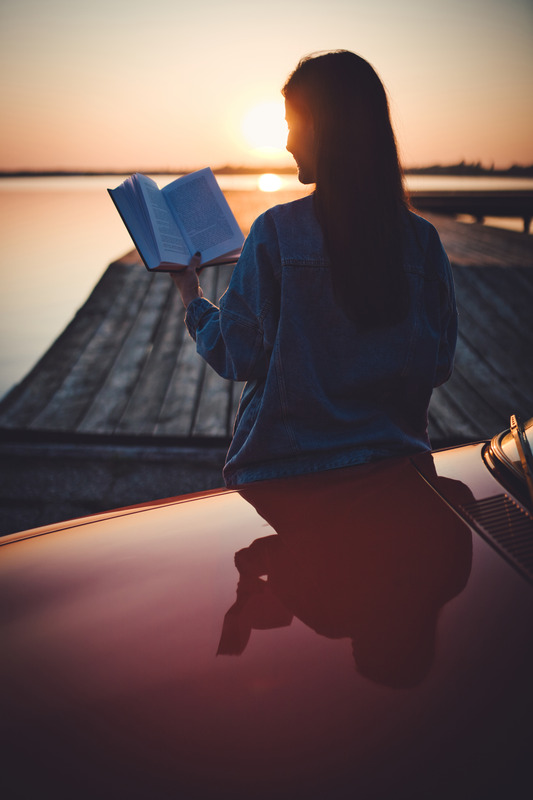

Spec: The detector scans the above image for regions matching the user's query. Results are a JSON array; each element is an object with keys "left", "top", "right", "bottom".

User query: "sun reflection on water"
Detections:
[{"left": 258, "top": 173, "right": 283, "bottom": 192}]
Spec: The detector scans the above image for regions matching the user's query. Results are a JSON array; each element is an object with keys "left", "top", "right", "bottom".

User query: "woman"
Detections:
[{"left": 172, "top": 50, "right": 457, "bottom": 487}]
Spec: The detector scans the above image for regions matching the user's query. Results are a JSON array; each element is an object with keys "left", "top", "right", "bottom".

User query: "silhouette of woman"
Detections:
[{"left": 172, "top": 51, "right": 457, "bottom": 487}]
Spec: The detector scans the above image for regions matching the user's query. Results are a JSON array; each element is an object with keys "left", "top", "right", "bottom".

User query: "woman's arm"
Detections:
[{"left": 172, "top": 213, "right": 281, "bottom": 382}]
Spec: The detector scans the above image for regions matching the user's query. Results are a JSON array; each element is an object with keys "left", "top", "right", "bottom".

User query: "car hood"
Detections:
[{"left": 1, "top": 449, "right": 532, "bottom": 799}]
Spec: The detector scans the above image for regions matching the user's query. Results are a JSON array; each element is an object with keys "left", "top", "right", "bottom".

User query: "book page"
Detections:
[
  {"left": 135, "top": 175, "right": 191, "bottom": 265},
  {"left": 109, "top": 180, "right": 160, "bottom": 269},
  {"left": 162, "top": 168, "right": 244, "bottom": 264}
]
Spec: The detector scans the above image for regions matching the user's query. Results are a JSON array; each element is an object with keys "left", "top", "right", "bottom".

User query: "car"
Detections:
[{"left": 1, "top": 416, "right": 532, "bottom": 800}]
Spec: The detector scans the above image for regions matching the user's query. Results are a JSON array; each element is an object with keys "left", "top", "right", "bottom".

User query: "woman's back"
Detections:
[{"left": 186, "top": 194, "right": 456, "bottom": 486}]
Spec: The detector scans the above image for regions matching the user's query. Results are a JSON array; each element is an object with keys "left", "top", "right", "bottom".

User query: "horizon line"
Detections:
[{"left": 1, "top": 162, "right": 532, "bottom": 178}]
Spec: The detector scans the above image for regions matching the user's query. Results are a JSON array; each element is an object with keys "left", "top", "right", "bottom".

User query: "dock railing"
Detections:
[{"left": 410, "top": 189, "right": 533, "bottom": 233}]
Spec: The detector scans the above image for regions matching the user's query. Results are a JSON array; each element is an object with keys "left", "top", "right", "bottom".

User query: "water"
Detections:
[{"left": 0, "top": 173, "right": 531, "bottom": 399}]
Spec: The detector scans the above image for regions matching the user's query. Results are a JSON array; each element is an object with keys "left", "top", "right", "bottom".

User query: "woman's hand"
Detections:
[{"left": 170, "top": 252, "right": 204, "bottom": 308}]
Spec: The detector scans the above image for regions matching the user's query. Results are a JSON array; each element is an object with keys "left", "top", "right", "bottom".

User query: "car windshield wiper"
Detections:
[{"left": 510, "top": 414, "right": 533, "bottom": 506}]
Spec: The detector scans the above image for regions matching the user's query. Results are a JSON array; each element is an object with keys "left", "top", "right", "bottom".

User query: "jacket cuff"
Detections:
[{"left": 185, "top": 296, "right": 217, "bottom": 339}]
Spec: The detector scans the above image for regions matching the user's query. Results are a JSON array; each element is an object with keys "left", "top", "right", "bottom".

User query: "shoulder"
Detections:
[
  {"left": 249, "top": 193, "right": 327, "bottom": 265},
  {"left": 266, "top": 192, "right": 316, "bottom": 219},
  {"left": 251, "top": 193, "right": 316, "bottom": 233},
  {"left": 403, "top": 209, "right": 451, "bottom": 277},
  {"left": 404, "top": 208, "right": 442, "bottom": 245}
]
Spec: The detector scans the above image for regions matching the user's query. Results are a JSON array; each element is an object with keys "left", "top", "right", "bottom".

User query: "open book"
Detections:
[{"left": 108, "top": 168, "right": 244, "bottom": 271}]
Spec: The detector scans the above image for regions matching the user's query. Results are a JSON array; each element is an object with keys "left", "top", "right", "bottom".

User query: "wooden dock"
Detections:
[
  {"left": 411, "top": 189, "right": 533, "bottom": 233},
  {"left": 0, "top": 253, "right": 240, "bottom": 443},
  {"left": 0, "top": 211, "right": 532, "bottom": 534},
  {"left": 0, "top": 213, "right": 532, "bottom": 448}
]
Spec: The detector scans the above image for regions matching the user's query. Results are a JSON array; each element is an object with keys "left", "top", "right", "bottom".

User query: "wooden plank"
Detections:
[
  {"left": 154, "top": 336, "right": 205, "bottom": 437},
  {"left": 424, "top": 213, "right": 533, "bottom": 267},
  {"left": 191, "top": 369, "right": 233, "bottom": 437},
  {"left": 453, "top": 268, "right": 533, "bottom": 396},
  {"left": 472, "top": 267, "right": 533, "bottom": 338},
  {"left": 429, "top": 263, "right": 532, "bottom": 442},
  {"left": 427, "top": 399, "right": 448, "bottom": 443},
  {"left": 30, "top": 263, "right": 152, "bottom": 431},
  {"left": 0, "top": 258, "right": 137, "bottom": 427},
  {"left": 76, "top": 274, "right": 172, "bottom": 433},
  {"left": 229, "top": 381, "right": 245, "bottom": 435},
  {"left": 452, "top": 337, "right": 528, "bottom": 430},
  {"left": 429, "top": 380, "right": 488, "bottom": 442},
  {"left": 452, "top": 267, "right": 533, "bottom": 346},
  {"left": 153, "top": 268, "right": 222, "bottom": 437},
  {"left": 430, "top": 330, "right": 531, "bottom": 443},
  {"left": 114, "top": 284, "right": 185, "bottom": 435}
]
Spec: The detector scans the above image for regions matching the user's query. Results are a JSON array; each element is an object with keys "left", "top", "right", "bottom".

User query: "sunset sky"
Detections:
[{"left": 1, "top": 0, "right": 532, "bottom": 172}]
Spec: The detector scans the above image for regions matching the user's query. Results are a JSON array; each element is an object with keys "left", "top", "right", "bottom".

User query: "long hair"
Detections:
[{"left": 282, "top": 51, "right": 410, "bottom": 329}]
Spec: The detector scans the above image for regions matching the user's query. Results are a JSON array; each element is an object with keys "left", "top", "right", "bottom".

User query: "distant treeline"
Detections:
[
  {"left": 404, "top": 161, "right": 533, "bottom": 177},
  {"left": 1, "top": 162, "right": 532, "bottom": 178},
  {"left": 218, "top": 162, "right": 533, "bottom": 177}
]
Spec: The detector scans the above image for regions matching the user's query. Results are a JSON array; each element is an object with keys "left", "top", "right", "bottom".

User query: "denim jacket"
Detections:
[{"left": 185, "top": 194, "right": 457, "bottom": 487}]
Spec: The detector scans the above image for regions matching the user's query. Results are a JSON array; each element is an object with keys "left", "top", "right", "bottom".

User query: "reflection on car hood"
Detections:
[{"left": 1, "top": 451, "right": 532, "bottom": 799}]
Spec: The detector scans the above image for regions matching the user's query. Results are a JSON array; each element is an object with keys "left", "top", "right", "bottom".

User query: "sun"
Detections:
[{"left": 241, "top": 100, "right": 287, "bottom": 157}]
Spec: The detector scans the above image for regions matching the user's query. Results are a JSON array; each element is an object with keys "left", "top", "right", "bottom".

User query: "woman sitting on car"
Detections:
[{"left": 171, "top": 50, "right": 457, "bottom": 487}]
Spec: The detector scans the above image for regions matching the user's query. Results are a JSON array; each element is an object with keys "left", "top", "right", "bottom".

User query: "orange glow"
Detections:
[
  {"left": 0, "top": 3, "right": 531, "bottom": 172},
  {"left": 241, "top": 101, "right": 288, "bottom": 161}
]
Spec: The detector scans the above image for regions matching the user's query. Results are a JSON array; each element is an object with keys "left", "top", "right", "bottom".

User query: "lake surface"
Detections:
[{"left": 0, "top": 174, "right": 531, "bottom": 399}]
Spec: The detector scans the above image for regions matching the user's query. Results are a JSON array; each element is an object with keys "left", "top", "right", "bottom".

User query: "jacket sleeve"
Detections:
[
  {"left": 434, "top": 247, "right": 458, "bottom": 387},
  {"left": 184, "top": 211, "right": 281, "bottom": 382}
]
